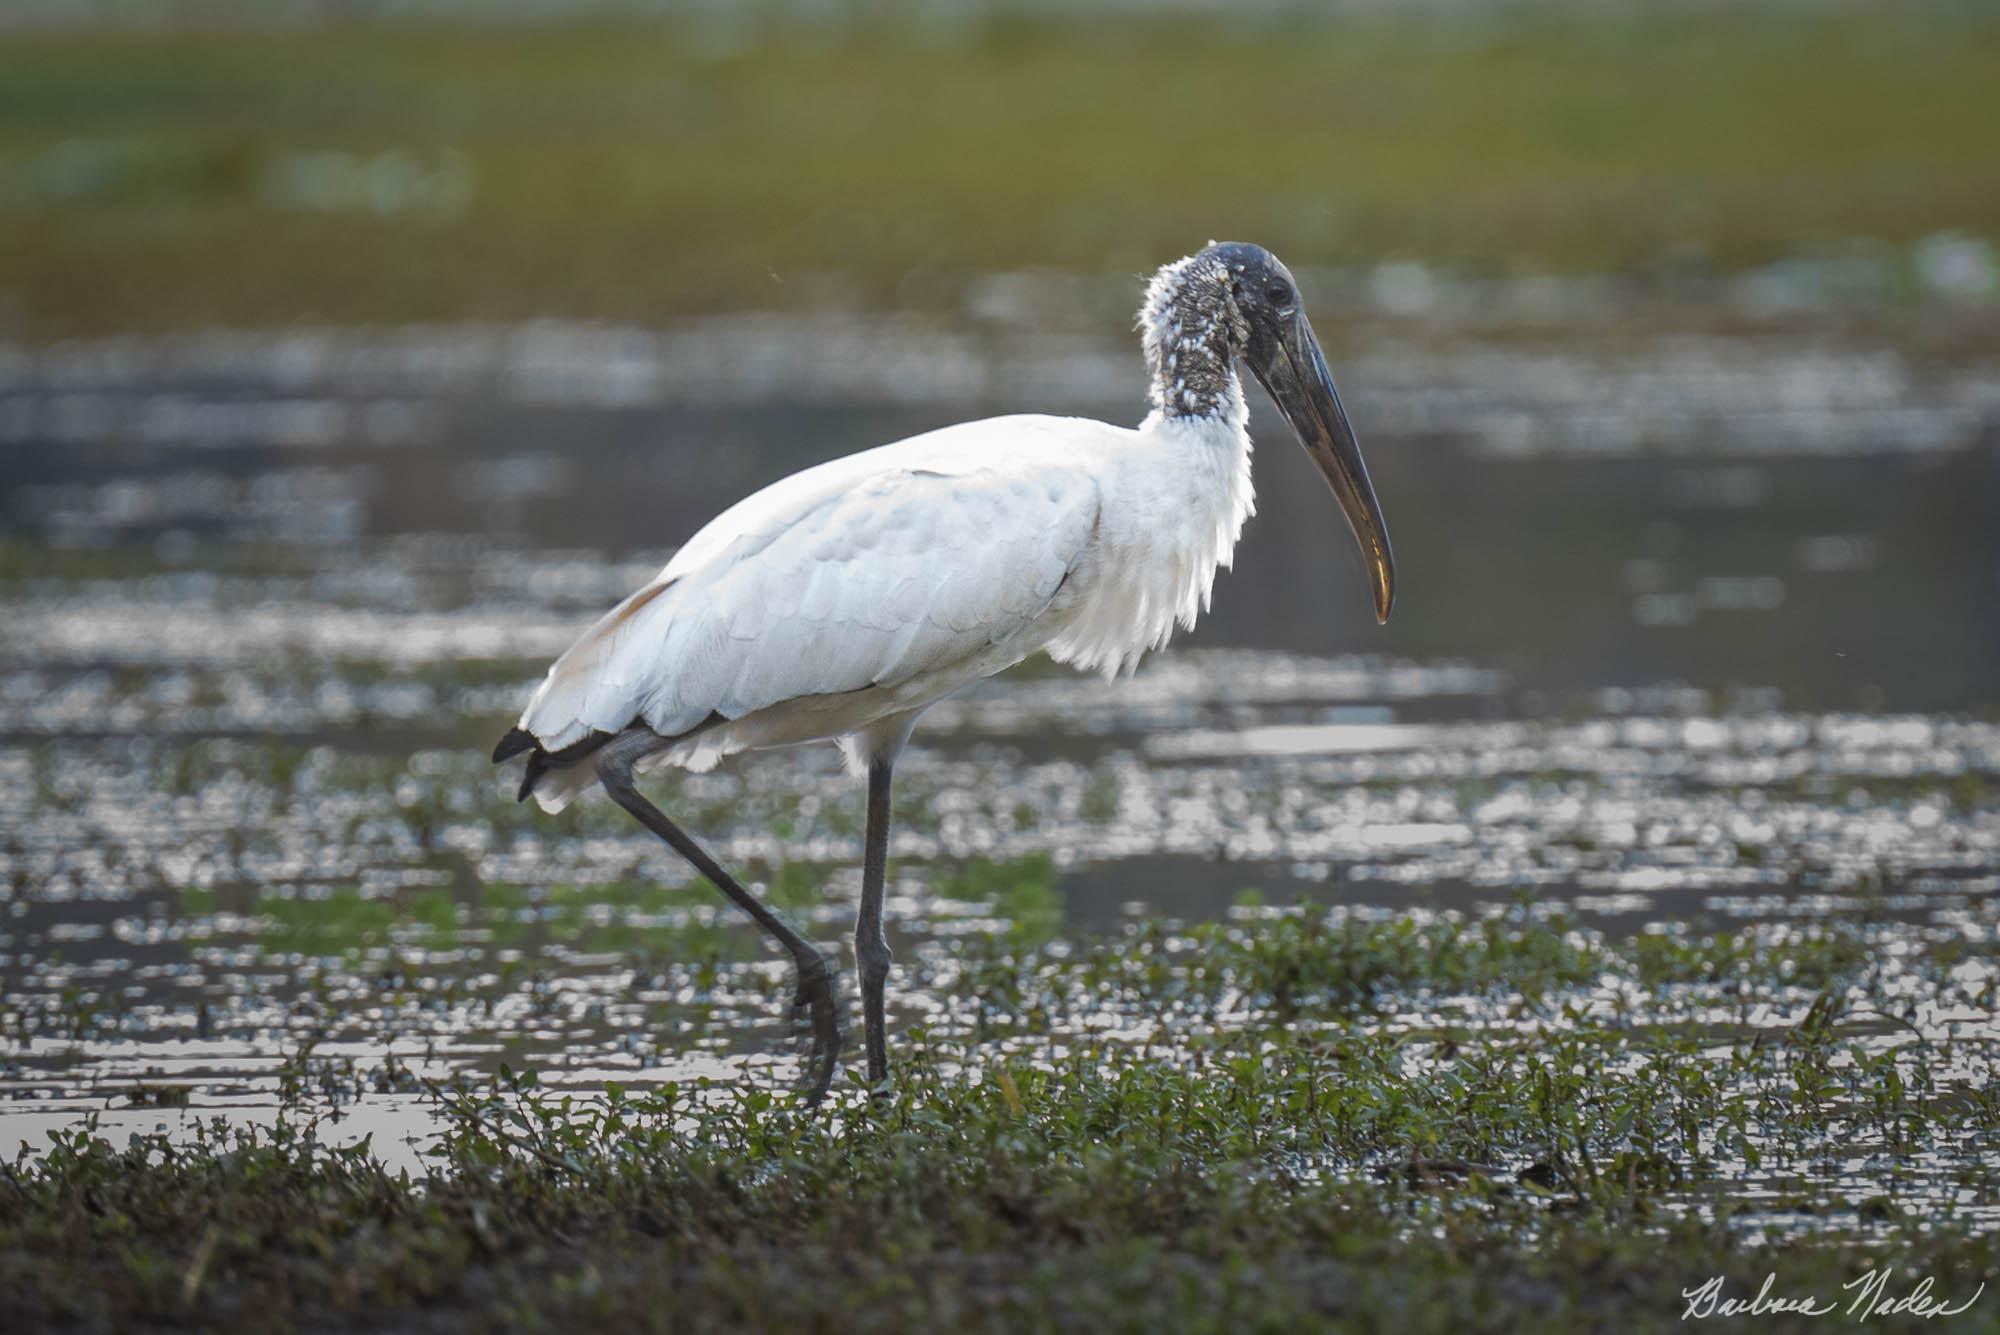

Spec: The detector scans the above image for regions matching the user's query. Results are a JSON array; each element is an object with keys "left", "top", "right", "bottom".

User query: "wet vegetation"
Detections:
[
  {"left": 4, "top": 431, "right": 1997, "bottom": 1324},
  {"left": 6, "top": 902, "right": 1999, "bottom": 1330},
  {"left": 3, "top": 651, "right": 1997, "bottom": 1326}
]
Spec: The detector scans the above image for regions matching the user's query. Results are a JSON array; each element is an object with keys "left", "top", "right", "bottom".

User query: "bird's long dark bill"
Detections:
[{"left": 1258, "top": 318, "right": 1396, "bottom": 624}]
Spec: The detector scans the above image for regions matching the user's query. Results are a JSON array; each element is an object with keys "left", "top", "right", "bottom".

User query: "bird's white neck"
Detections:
[
  {"left": 1137, "top": 250, "right": 1248, "bottom": 422},
  {"left": 1040, "top": 393, "right": 1254, "bottom": 680}
]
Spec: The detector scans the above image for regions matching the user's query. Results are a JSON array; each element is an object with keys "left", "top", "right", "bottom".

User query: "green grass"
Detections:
[
  {"left": 2, "top": 9, "right": 1998, "bottom": 336},
  {"left": 4, "top": 905, "right": 1997, "bottom": 1331},
  {"left": 933, "top": 853, "right": 1063, "bottom": 941}
]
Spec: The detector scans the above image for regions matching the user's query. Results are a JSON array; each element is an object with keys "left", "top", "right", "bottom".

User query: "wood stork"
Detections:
[{"left": 493, "top": 241, "right": 1395, "bottom": 1105}]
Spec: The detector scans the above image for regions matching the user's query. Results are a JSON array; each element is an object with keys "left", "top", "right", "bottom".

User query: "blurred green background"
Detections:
[{"left": 3, "top": 3, "right": 1998, "bottom": 337}]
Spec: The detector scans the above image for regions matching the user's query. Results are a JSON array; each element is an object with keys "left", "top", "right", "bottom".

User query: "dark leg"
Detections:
[
  {"left": 595, "top": 731, "right": 843, "bottom": 1108},
  {"left": 855, "top": 758, "right": 895, "bottom": 1086}
]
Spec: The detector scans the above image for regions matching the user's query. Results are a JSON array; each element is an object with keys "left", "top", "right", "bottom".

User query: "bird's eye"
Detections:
[{"left": 1266, "top": 282, "right": 1293, "bottom": 307}]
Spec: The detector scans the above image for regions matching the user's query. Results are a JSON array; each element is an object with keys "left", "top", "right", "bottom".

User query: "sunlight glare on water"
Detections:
[{"left": 1, "top": 313, "right": 1996, "bottom": 1233}]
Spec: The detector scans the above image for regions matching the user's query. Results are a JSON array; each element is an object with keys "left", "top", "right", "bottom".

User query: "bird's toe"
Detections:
[{"left": 788, "top": 952, "right": 844, "bottom": 1110}]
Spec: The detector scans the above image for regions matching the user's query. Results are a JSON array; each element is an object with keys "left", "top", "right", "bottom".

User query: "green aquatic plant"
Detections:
[{"left": 5, "top": 976, "right": 1998, "bottom": 1333}]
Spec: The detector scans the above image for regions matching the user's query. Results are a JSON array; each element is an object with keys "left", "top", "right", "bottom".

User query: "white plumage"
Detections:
[{"left": 516, "top": 395, "right": 1254, "bottom": 810}]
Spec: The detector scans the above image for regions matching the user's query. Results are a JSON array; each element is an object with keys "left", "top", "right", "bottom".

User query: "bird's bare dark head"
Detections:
[
  {"left": 1193, "top": 240, "right": 1397, "bottom": 625},
  {"left": 1199, "top": 241, "right": 1301, "bottom": 373},
  {"left": 1140, "top": 240, "right": 1292, "bottom": 418}
]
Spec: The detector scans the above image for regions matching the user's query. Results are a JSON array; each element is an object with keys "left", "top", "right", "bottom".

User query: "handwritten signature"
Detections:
[{"left": 1682, "top": 1270, "right": 1985, "bottom": 1321}]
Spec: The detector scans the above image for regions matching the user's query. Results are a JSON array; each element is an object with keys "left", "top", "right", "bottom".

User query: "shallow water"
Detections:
[{"left": 1, "top": 316, "right": 1996, "bottom": 1217}]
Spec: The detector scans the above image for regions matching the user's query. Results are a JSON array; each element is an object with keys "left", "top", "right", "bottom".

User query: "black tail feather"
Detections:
[
  {"left": 518, "top": 752, "right": 548, "bottom": 803},
  {"left": 495, "top": 727, "right": 628, "bottom": 804}
]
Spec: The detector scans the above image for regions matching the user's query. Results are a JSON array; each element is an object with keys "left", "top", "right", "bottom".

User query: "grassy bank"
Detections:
[
  {"left": 5, "top": 905, "right": 1997, "bottom": 1331},
  {"left": 2, "top": 9, "right": 1998, "bottom": 337}
]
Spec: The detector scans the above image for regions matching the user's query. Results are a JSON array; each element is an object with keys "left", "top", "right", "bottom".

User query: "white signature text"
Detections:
[{"left": 1681, "top": 1270, "right": 1985, "bottom": 1322}]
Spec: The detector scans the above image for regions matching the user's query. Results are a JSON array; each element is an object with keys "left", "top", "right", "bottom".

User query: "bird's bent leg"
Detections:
[
  {"left": 595, "top": 730, "right": 843, "bottom": 1108},
  {"left": 855, "top": 758, "right": 895, "bottom": 1088}
]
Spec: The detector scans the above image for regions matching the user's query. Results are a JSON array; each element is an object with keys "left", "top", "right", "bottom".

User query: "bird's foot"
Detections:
[{"left": 788, "top": 950, "right": 844, "bottom": 1109}]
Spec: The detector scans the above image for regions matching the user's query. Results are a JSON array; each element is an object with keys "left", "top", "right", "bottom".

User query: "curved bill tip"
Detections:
[
  {"left": 1254, "top": 315, "right": 1396, "bottom": 629},
  {"left": 1370, "top": 556, "right": 1395, "bottom": 625}
]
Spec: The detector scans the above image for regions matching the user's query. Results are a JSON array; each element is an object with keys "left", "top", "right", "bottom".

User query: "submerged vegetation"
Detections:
[{"left": 5, "top": 904, "right": 1999, "bottom": 1330}]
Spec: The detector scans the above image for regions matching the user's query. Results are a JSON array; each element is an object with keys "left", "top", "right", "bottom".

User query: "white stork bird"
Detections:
[{"left": 494, "top": 242, "right": 1395, "bottom": 1105}]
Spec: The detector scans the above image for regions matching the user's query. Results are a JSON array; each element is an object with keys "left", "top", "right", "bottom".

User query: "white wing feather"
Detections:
[{"left": 517, "top": 415, "right": 1112, "bottom": 753}]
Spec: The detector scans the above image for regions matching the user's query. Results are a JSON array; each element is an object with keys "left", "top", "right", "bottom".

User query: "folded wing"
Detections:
[{"left": 514, "top": 418, "right": 1109, "bottom": 757}]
